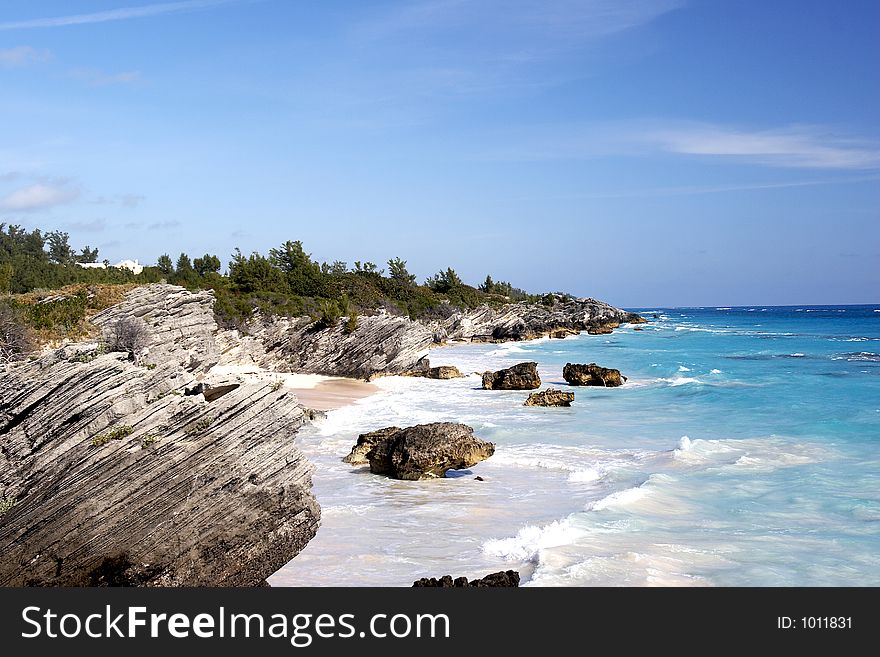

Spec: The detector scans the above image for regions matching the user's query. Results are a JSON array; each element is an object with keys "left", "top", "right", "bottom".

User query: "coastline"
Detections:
[{"left": 207, "top": 364, "right": 378, "bottom": 411}]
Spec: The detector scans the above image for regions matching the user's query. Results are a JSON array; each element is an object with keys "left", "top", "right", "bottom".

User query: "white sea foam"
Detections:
[
  {"left": 678, "top": 365, "right": 691, "bottom": 372},
  {"left": 587, "top": 486, "right": 648, "bottom": 511},
  {"left": 710, "top": 368, "right": 722, "bottom": 374},
  {"left": 482, "top": 519, "right": 584, "bottom": 562},
  {"left": 661, "top": 376, "right": 703, "bottom": 386}
]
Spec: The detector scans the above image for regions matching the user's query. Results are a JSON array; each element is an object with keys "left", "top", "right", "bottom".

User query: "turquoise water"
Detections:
[{"left": 272, "top": 305, "right": 880, "bottom": 586}]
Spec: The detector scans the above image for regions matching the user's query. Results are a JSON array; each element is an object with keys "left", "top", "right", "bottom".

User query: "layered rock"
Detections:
[
  {"left": 438, "top": 299, "right": 644, "bottom": 344},
  {"left": 482, "top": 362, "right": 541, "bottom": 390},
  {"left": 0, "top": 286, "right": 319, "bottom": 587},
  {"left": 353, "top": 423, "right": 495, "bottom": 480},
  {"left": 413, "top": 570, "right": 520, "bottom": 587},
  {"left": 524, "top": 388, "right": 575, "bottom": 407},
  {"left": 562, "top": 362, "right": 627, "bottom": 387}
]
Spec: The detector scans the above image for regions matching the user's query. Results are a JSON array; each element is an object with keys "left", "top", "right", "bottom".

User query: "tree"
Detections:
[
  {"left": 156, "top": 254, "right": 173, "bottom": 275},
  {"left": 269, "top": 240, "right": 312, "bottom": 273},
  {"left": 479, "top": 275, "right": 495, "bottom": 293},
  {"left": 328, "top": 260, "right": 348, "bottom": 275},
  {"left": 46, "top": 231, "right": 75, "bottom": 265},
  {"left": 0, "top": 262, "right": 13, "bottom": 293},
  {"left": 105, "top": 316, "right": 149, "bottom": 360},
  {"left": 193, "top": 254, "right": 221, "bottom": 276},
  {"left": 387, "top": 258, "right": 416, "bottom": 285},
  {"left": 425, "top": 268, "right": 462, "bottom": 293},
  {"left": 76, "top": 246, "right": 99, "bottom": 264},
  {"left": 175, "top": 253, "right": 194, "bottom": 275}
]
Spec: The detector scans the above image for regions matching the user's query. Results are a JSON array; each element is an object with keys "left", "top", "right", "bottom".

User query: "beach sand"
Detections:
[{"left": 207, "top": 364, "right": 378, "bottom": 411}]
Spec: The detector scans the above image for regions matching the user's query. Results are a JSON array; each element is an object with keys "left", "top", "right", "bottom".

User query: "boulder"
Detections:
[
  {"left": 355, "top": 422, "right": 494, "bottom": 480},
  {"left": 413, "top": 570, "right": 520, "bottom": 587},
  {"left": 587, "top": 321, "right": 618, "bottom": 335},
  {"left": 524, "top": 388, "right": 575, "bottom": 407},
  {"left": 562, "top": 362, "right": 626, "bottom": 387},
  {"left": 481, "top": 362, "right": 541, "bottom": 390},
  {"left": 404, "top": 365, "right": 463, "bottom": 379},
  {"left": 633, "top": 327, "right": 644, "bottom": 331},
  {"left": 343, "top": 426, "right": 401, "bottom": 465}
]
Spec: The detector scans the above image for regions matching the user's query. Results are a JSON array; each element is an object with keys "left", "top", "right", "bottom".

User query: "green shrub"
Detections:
[
  {"left": 0, "top": 496, "right": 17, "bottom": 516},
  {"left": 141, "top": 434, "right": 159, "bottom": 448},
  {"left": 92, "top": 425, "right": 134, "bottom": 446},
  {"left": 344, "top": 311, "right": 358, "bottom": 334}
]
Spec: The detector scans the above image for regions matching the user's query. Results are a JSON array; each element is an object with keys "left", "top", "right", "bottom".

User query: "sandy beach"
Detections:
[{"left": 207, "top": 364, "right": 378, "bottom": 411}]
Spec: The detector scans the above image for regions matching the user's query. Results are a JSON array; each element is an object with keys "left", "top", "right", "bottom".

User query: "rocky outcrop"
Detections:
[
  {"left": 438, "top": 299, "right": 643, "bottom": 344},
  {"left": 354, "top": 423, "right": 495, "bottom": 480},
  {"left": 342, "top": 426, "right": 401, "bottom": 465},
  {"left": 0, "top": 285, "right": 319, "bottom": 587},
  {"left": 482, "top": 362, "right": 541, "bottom": 390},
  {"left": 403, "top": 365, "right": 463, "bottom": 379},
  {"left": 524, "top": 388, "right": 575, "bottom": 407},
  {"left": 562, "top": 362, "right": 627, "bottom": 387},
  {"left": 216, "top": 294, "right": 643, "bottom": 380},
  {"left": 413, "top": 570, "right": 520, "bottom": 587}
]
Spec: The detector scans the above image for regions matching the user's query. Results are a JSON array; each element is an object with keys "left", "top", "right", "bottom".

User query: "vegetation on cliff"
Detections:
[{"left": 1, "top": 223, "right": 572, "bottom": 344}]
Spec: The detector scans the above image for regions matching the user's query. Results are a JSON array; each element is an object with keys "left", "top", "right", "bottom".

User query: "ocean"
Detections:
[{"left": 270, "top": 305, "right": 880, "bottom": 586}]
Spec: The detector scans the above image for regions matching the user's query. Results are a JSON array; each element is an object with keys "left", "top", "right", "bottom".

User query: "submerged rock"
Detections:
[
  {"left": 524, "top": 388, "right": 575, "bottom": 407},
  {"left": 343, "top": 426, "right": 401, "bottom": 465},
  {"left": 351, "top": 422, "right": 494, "bottom": 480},
  {"left": 562, "top": 362, "right": 627, "bottom": 387},
  {"left": 413, "top": 570, "right": 520, "bottom": 587},
  {"left": 481, "top": 362, "right": 541, "bottom": 390}
]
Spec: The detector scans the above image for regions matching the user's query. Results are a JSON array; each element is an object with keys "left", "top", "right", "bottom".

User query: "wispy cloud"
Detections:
[
  {"left": 642, "top": 123, "right": 880, "bottom": 169},
  {"left": 0, "top": 45, "right": 51, "bottom": 66},
  {"left": 70, "top": 68, "right": 142, "bottom": 86},
  {"left": 92, "top": 193, "right": 146, "bottom": 207},
  {"left": 480, "top": 120, "right": 880, "bottom": 170},
  {"left": 0, "top": 181, "right": 80, "bottom": 212},
  {"left": 147, "top": 220, "right": 181, "bottom": 230},
  {"left": 0, "top": 0, "right": 247, "bottom": 31}
]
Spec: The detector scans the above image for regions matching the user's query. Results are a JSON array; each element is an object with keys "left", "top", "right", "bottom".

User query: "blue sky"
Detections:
[{"left": 1, "top": 0, "right": 877, "bottom": 306}]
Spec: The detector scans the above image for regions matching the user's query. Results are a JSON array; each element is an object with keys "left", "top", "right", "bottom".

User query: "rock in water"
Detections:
[
  {"left": 342, "top": 426, "right": 401, "bottom": 465},
  {"left": 524, "top": 388, "right": 575, "bottom": 407},
  {"left": 355, "top": 422, "right": 494, "bottom": 480},
  {"left": 413, "top": 570, "right": 520, "bottom": 587},
  {"left": 562, "top": 362, "right": 627, "bottom": 387},
  {"left": 481, "top": 362, "right": 541, "bottom": 390},
  {"left": 404, "top": 365, "right": 463, "bottom": 379}
]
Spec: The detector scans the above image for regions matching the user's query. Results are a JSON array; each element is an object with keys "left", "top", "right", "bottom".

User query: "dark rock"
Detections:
[
  {"left": 633, "top": 327, "right": 644, "bottom": 331},
  {"left": 551, "top": 328, "right": 578, "bottom": 339},
  {"left": 474, "top": 476, "right": 484, "bottom": 481},
  {"left": 412, "top": 570, "right": 520, "bottom": 587},
  {"left": 404, "top": 365, "right": 463, "bottom": 379},
  {"left": 587, "top": 321, "right": 618, "bottom": 335},
  {"left": 359, "top": 422, "right": 495, "bottom": 480},
  {"left": 563, "top": 362, "right": 627, "bottom": 387},
  {"left": 343, "top": 426, "right": 401, "bottom": 465},
  {"left": 481, "top": 362, "right": 541, "bottom": 390},
  {"left": 524, "top": 388, "right": 575, "bottom": 407},
  {"left": 625, "top": 312, "right": 648, "bottom": 324}
]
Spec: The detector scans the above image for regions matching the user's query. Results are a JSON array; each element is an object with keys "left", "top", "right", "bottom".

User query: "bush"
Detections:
[
  {"left": 92, "top": 425, "right": 134, "bottom": 446},
  {"left": 344, "top": 311, "right": 358, "bottom": 334},
  {"left": 105, "top": 317, "right": 149, "bottom": 357},
  {"left": 315, "top": 298, "right": 341, "bottom": 329},
  {"left": 0, "top": 302, "right": 34, "bottom": 367}
]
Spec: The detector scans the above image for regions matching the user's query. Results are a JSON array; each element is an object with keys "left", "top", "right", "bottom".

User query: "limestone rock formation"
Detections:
[
  {"left": 342, "top": 426, "right": 401, "bottom": 465},
  {"left": 0, "top": 285, "right": 319, "bottom": 587},
  {"left": 562, "top": 362, "right": 627, "bottom": 387},
  {"left": 412, "top": 570, "right": 520, "bottom": 587},
  {"left": 524, "top": 388, "right": 575, "bottom": 407},
  {"left": 353, "top": 422, "right": 494, "bottom": 480},
  {"left": 481, "top": 362, "right": 541, "bottom": 390}
]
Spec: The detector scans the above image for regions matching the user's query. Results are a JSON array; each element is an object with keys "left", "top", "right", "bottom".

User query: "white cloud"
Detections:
[
  {"left": 70, "top": 68, "right": 142, "bottom": 86},
  {"left": 0, "top": 182, "right": 80, "bottom": 212},
  {"left": 0, "top": 45, "right": 51, "bottom": 67},
  {"left": 0, "top": 0, "right": 247, "bottom": 30},
  {"left": 643, "top": 123, "right": 880, "bottom": 169}
]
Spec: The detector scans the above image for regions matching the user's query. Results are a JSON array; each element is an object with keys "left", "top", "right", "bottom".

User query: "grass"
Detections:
[
  {"left": 92, "top": 425, "right": 134, "bottom": 447},
  {"left": 0, "top": 496, "right": 16, "bottom": 516},
  {"left": 141, "top": 434, "right": 160, "bottom": 448},
  {"left": 185, "top": 417, "right": 213, "bottom": 436}
]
